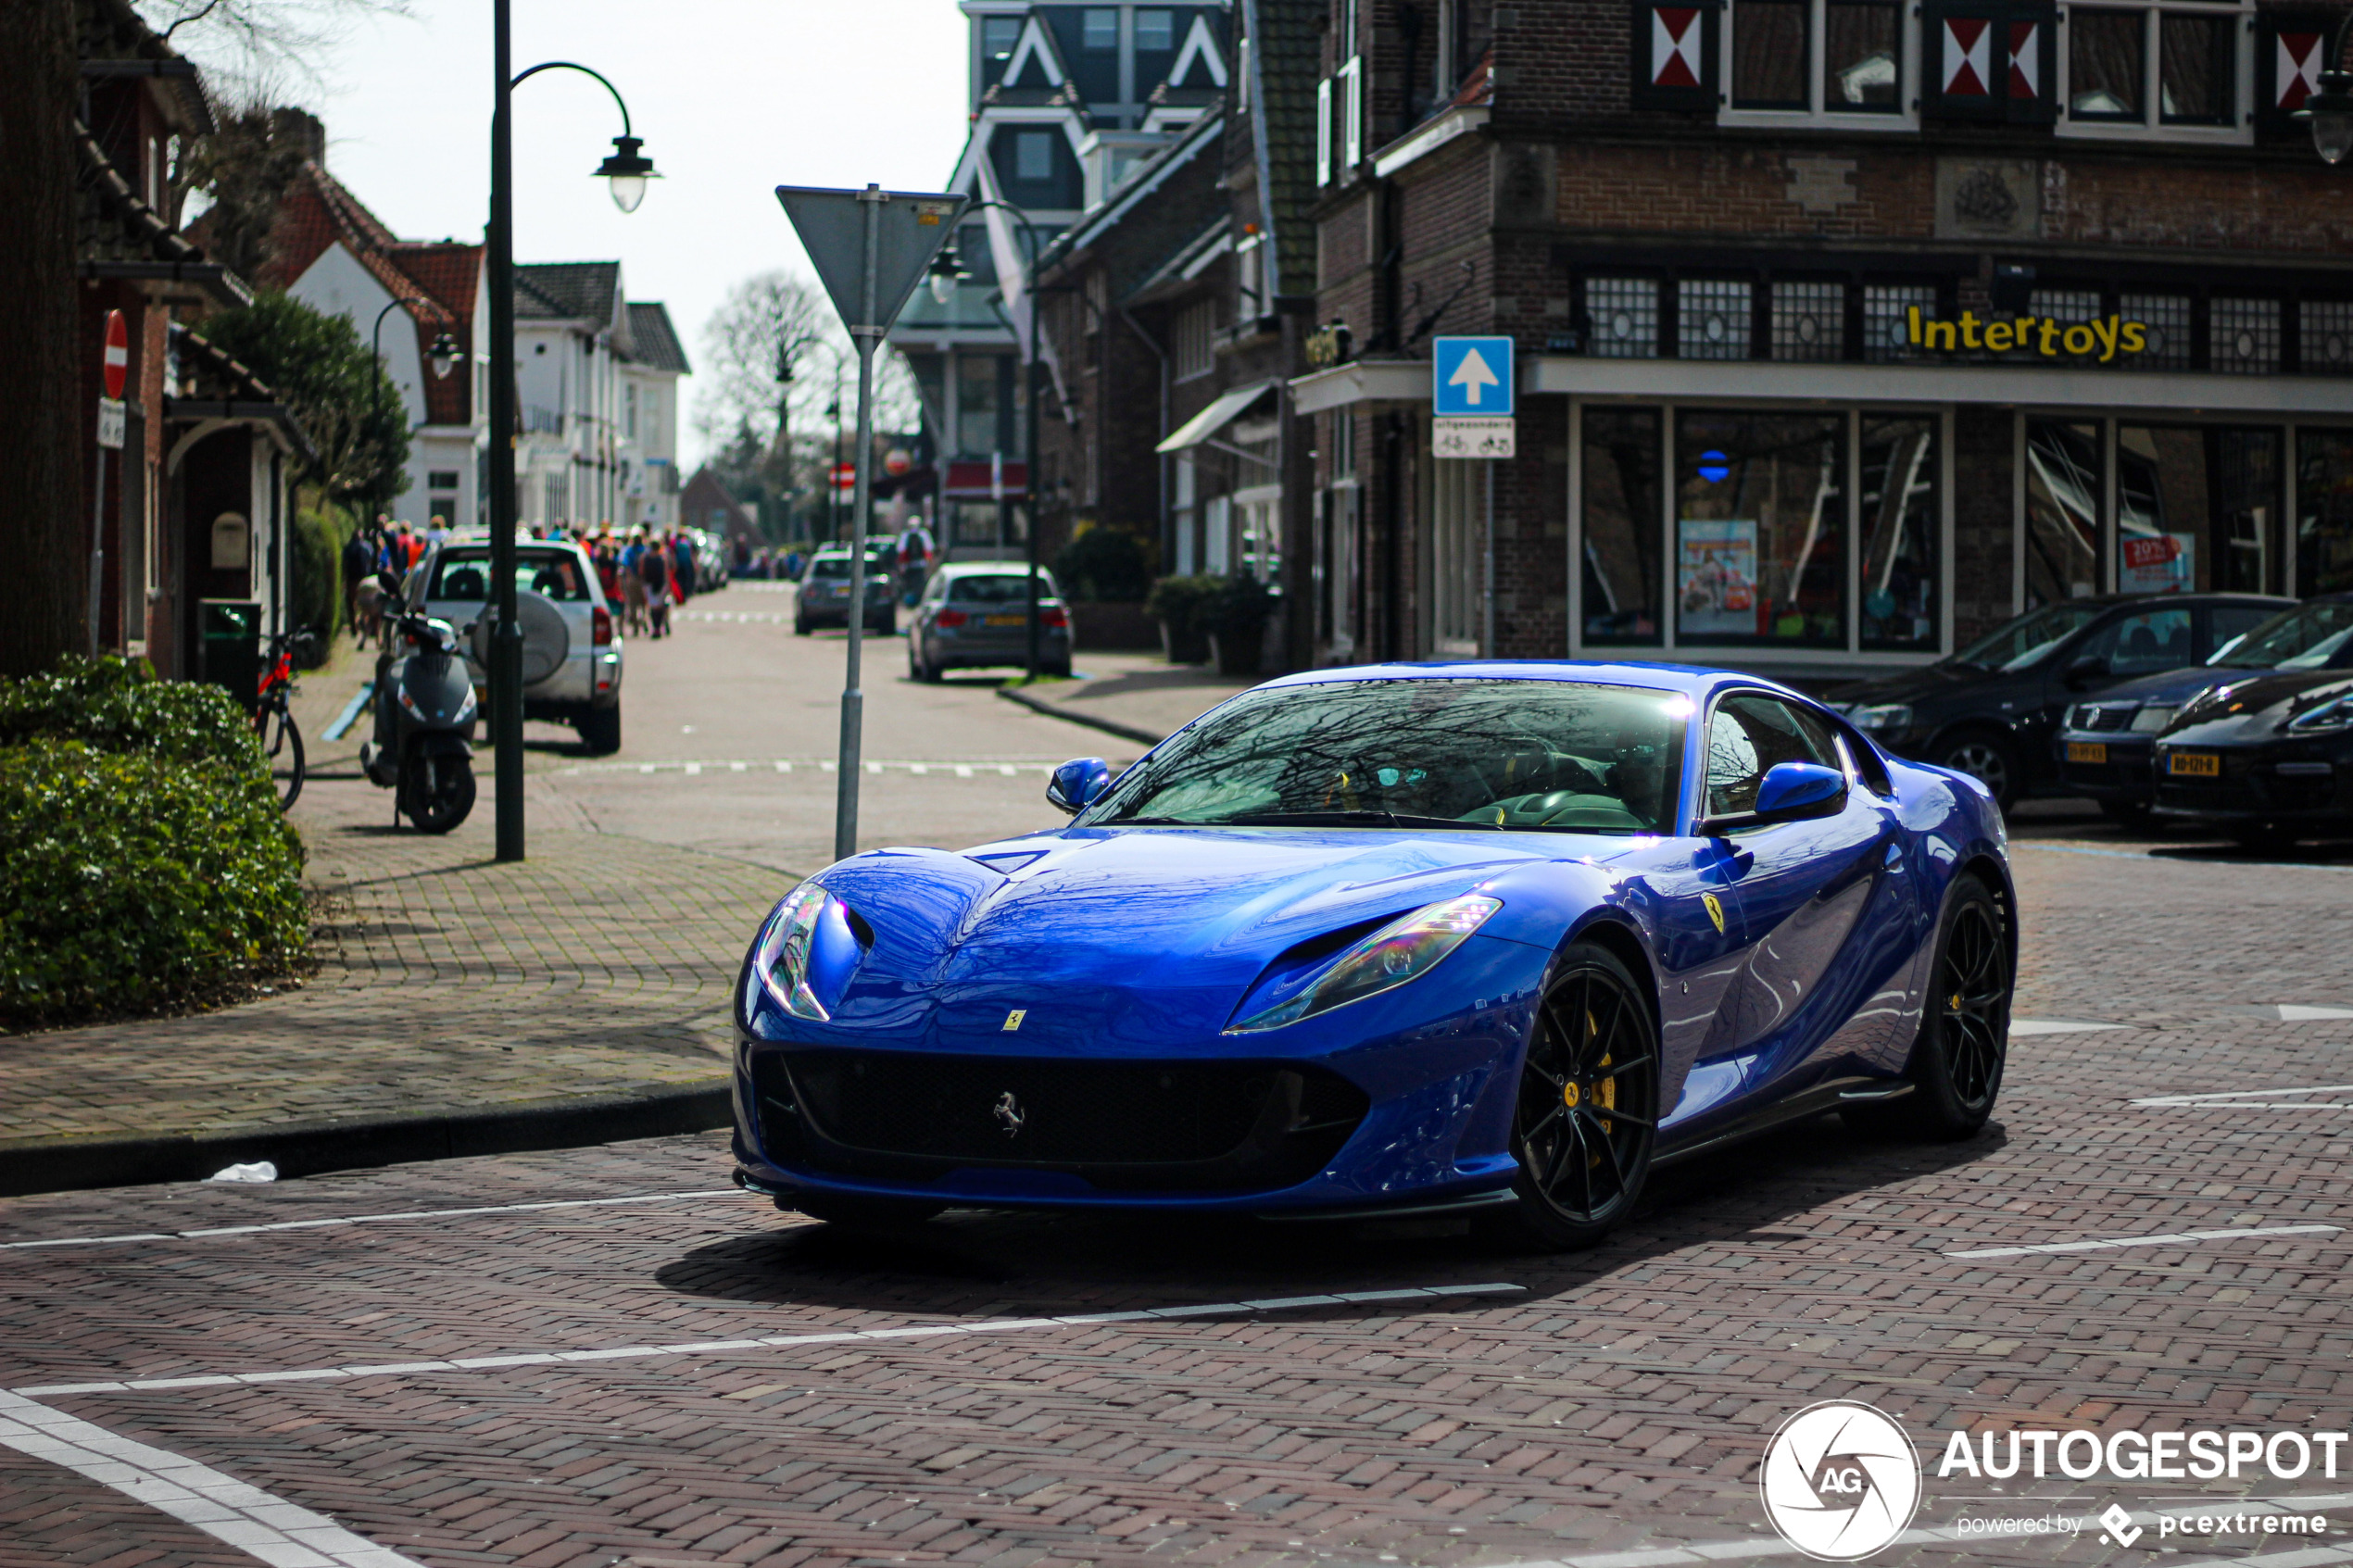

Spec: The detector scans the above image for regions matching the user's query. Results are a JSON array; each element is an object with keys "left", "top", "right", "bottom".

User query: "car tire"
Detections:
[
  {"left": 875, "top": 610, "right": 897, "bottom": 638},
  {"left": 576, "top": 704, "right": 622, "bottom": 756},
  {"left": 793, "top": 615, "right": 812, "bottom": 636},
  {"left": 1044, "top": 659, "right": 1073, "bottom": 680},
  {"left": 1843, "top": 874, "right": 2010, "bottom": 1142},
  {"left": 2097, "top": 798, "right": 2153, "bottom": 829},
  {"left": 1480, "top": 939, "right": 1658, "bottom": 1253},
  {"left": 2233, "top": 822, "right": 2300, "bottom": 854},
  {"left": 786, "top": 1193, "right": 945, "bottom": 1230},
  {"left": 1935, "top": 729, "right": 2020, "bottom": 812}
]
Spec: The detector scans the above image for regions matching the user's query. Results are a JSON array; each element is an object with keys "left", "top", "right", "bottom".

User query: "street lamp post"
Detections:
[
  {"left": 487, "top": 0, "right": 657, "bottom": 861},
  {"left": 926, "top": 200, "right": 1049, "bottom": 679}
]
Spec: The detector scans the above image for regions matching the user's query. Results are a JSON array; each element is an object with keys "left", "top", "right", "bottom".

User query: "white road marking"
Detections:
[
  {"left": 1947, "top": 1223, "right": 2343, "bottom": 1260},
  {"left": 0, "top": 1389, "right": 426, "bottom": 1568},
  {"left": 955, "top": 765, "right": 973, "bottom": 778},
  {"left": 0, "top": 1189, "right": 745, "bottom": 1252},
  {"left": 8, "top": 1284, "right": 1528, "bottom": 1398},
  {"left": 2134, "top": 1084, "right": 2353, "bottom": 1109},
  {"left": 2010, "top": 1019, "right": 2126, "bottom": 1035},
  {"left": 2280, "top": 1004, "right": 2353, "bottom": 1020},
  {"left": 1488, "top": 1492, "right": 2353, "bottom": 1568},
  {"left": 685, "top": 763, "right": 701, "bottom": 775}
]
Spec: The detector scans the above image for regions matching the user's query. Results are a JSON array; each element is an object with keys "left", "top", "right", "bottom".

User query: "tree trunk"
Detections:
[{"left": 0, "top": 0, "right": 85, "bottom": 675}]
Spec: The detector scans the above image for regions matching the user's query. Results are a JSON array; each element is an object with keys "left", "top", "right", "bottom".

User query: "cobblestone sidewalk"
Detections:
[{"left": 0, "top": 720, "right": 792, "bottom": 1190}]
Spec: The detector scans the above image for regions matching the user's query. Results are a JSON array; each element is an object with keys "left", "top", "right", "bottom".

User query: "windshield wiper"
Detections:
[{"left": 1218, "top": 809, "right": 1502, "bottom": 831}]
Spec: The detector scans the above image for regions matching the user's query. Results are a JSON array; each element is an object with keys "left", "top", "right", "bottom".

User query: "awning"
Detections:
[{"left": 1156, "top": 381, "right": 1278, "bottom": 454}]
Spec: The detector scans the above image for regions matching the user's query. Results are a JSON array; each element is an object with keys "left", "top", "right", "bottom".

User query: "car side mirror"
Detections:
[
  {"left": 1703, "top": 761, "right": 1848, "bottom": 834},
  {"left": 1046, "top": 757, "right": 1111, "bottom": 815},
  {"left": 2062, "top": 654, "right": 2108, "bottom": 688}
]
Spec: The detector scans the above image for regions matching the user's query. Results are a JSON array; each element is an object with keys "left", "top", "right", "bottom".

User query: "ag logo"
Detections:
[{"left": 1759, "top": 1401, "right": 1921, "bottom": 1561}]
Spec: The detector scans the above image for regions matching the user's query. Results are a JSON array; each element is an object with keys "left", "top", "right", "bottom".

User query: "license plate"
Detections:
[
  {"left": 2066, "top": 741, "right": 2107, "bottom": 765},
  {"left": 2168, "top": 751, "right": 2221, "bottom": 777},
  {"left": 985, "top": 614, "right": 1026, "bottom": 627}
]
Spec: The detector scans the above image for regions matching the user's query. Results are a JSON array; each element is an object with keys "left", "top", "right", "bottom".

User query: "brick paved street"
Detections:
[{"left": 8, "top": 584, "right": 2353, "bottom": 1565}]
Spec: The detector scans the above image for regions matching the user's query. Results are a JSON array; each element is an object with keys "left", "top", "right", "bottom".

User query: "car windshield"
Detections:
[
  {"left": 948, "top": 574, "right": 1051, "bottom": 604},
  {"left": 2209, "top": 601, "right": 2353, "bottom": 671},
  {"left": 1086, "top": 679, "right": 1690, "bottom": 835},
  {"left": 1949, "top": 603, "right": 2104, "bottom": 671},
  {"left": 428, "top": 551, "right": 592, "bottom": 603}
]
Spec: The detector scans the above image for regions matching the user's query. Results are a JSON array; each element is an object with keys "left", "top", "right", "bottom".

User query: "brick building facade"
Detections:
[{"left": 1291, "top": 0, "right": 2353, "bottom": 682}]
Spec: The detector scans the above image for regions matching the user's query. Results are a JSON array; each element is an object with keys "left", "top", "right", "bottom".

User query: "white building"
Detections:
[{"left": 513, "top": 263, "right": 689, "bottom": 533}]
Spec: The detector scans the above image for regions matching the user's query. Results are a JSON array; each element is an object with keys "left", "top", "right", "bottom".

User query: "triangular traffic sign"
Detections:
[{"left": 775, "top": 184, "right": 969, "bottom": 334}]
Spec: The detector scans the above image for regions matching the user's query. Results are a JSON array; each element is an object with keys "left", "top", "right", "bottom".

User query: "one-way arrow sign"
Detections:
[{"left": 1432, "top": 335, "right": 1515, "bottom": 417}]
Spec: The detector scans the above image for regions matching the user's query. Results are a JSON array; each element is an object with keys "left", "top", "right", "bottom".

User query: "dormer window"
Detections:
[
  {"left": 1137, "top": 9, "right": 1175, "bottom": 52},
  {"left": 1016, "top": 130, "right": 1055, "bottom": 182},
  {"left": 1083, "top": 8, "right": 1119, "bottom": 50},
  {"left": 983, "top": 17, "right": 1020, "bottom": 64}
]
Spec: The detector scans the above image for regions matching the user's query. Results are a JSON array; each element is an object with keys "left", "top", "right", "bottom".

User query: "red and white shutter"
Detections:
[
  {"left": 2259, "top": 12, "right": 2336, "bottom": 128},
  {"left": 2006, "top": 3, "right": 2057, "bottom": 123},
  {"left": 1630, "top": 0, "right": 1718, "bottom": 111},
  {"left": 1926, "top": 3, "right": 2051, "bottom": 121}
]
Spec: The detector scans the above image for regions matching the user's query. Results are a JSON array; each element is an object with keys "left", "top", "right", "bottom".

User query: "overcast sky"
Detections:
[{"left": 239, "top": 0, "right": 972, "bottom": 467}]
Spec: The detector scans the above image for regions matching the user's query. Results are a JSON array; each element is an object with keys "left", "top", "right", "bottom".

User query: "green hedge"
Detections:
[{"left": 0, "top": 658, "right": 307, "bottom": 1029}]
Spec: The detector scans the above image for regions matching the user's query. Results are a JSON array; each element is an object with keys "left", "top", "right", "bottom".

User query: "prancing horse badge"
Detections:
[
  {"left": 1702, "top": 892, "right": 1725, "bottom": 935},
  {"left": 1002, "top": 1008, "right": 1026, "bottom": 1032}
]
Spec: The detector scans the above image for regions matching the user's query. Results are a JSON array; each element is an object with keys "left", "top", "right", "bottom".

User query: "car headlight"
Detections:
[
  {"left": 2128, "top": 704, "right": 2175, "bottom": 734},
  {"left": 1850, "top": 704, "right": 1912, "bottom": 734},
  {"left": 744, "top": 883, "right": 836, "bottom": 1023},
  {"left": 2287, "top": 696, "right": 2353, "bottom": 734},
  {"left": 1226, "top": 894, "right": 1501, "bottom": 1034}
]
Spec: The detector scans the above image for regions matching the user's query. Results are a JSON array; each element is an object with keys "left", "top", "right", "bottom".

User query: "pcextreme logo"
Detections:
[{"left": 1759, "top": 1401, "right": 1923, "bottom": 1561}]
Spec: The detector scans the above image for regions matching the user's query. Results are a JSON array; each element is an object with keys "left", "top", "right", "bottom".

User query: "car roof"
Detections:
[{"left": 1255, "top": 659, "right": 1815, "bottom": 705}]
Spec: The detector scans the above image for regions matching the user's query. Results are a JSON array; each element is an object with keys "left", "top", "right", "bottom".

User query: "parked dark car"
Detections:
[
  {"left": 2153, "top": 671, "right": 2353, "bottom": 847},
  {"left": 2056, "top": 595, "right": 2353, "bottom": 822},
  {"left": 906, "top": 563, "right": 1072, "bottom": 681},
  {"left": 794, "top": 544, "right": 899, "bottom": 636},
  {"left": 1824, "top": 593, "right": 2288, "bottom": 809}
]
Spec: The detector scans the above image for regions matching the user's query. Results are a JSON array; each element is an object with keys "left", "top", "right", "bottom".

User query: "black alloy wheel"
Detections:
[
  {"left": 1936, "top": 731, "right": 2019, "bottom": 812},
  {"left": 1844, "top": 875, "right": 2010, "bottom": 1140},
  {"left": 1489, "top": 940, "right": 1659, "bottom": 1251}
]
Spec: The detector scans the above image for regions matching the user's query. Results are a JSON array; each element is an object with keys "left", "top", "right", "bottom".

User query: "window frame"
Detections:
[
  {"left": 1718, "top": 0, "right": 1921, "bottom": 129},
  {"left": 2056, "top": 0, "right": 2253, "bottom": 144}
]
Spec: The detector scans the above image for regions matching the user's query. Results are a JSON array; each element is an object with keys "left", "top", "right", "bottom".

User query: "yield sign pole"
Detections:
[{"left": 775, "top": 183, "right": 967, "bottom": 863}]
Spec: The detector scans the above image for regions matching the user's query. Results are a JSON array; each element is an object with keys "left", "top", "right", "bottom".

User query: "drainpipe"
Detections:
[{"left": 1115, "top": 304, "right": 1169, "bottom": 559}]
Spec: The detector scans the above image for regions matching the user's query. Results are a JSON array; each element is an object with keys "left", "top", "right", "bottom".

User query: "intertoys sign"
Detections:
[{"left": 1905, "top": 305, "right": 2150, "bottom": 363}]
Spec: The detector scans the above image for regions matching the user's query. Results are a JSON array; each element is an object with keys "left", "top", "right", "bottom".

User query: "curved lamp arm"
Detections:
[{"left": 513, "top": 60, "right": 657, "bottom": 210}]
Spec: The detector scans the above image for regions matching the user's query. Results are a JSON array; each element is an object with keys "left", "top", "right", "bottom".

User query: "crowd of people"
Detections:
[{"left": 338, "top": 515, "right": 711, "bottom": 646}]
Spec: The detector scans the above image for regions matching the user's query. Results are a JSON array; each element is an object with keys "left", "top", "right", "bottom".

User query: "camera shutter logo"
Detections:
[{"left": 1759, "top": 1401, "right": 1922, "bottom": 1561}]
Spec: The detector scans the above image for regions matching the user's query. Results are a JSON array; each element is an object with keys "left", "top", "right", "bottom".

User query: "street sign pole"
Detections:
[
  {"left": 775, "top": 182, "right": 967, "bottom": 865},
  {"left": 88, "top": 438, "right": 106, "bottom": 659},
  {"left": 92, "top": 310, "right": 128, "bottom": 658}
]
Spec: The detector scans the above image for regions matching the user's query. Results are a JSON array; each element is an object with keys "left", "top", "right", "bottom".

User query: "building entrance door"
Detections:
[{"left": 1429, "top": 455, "right": 1482, "bottom": 655}]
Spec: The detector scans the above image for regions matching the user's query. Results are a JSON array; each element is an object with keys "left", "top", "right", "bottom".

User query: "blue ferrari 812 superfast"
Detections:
[{"left": 731, "top": 663, "right": 2014, "bottom": 1249}]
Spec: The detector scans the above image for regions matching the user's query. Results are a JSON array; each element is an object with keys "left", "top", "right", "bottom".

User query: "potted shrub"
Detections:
[
  {"left": 1204, "top": 573, "right": 1273, "bottom": 677},
  {"left": 1144, "top": 573, "right": 1218, "bottom": 663}
]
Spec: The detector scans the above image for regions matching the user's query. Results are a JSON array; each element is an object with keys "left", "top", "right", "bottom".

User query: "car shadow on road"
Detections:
[{"left": 651, "top": 1111, "right": 2005, "bottom": 1321}]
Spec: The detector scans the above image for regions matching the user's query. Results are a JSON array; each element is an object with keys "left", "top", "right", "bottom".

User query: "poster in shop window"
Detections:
[
  {"left": 2120, "top": 533, "right": 2195, "bottom": 595},
  {"left": 1678, "top": 519, "right": 1758, "bottom": 635}
]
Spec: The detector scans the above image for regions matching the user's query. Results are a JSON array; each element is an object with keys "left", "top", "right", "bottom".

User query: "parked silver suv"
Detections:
[{"left": 405, "top": 539, "right": 624, "bottom": 753}]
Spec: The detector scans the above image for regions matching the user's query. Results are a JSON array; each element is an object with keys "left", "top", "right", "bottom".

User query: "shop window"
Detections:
[
  {"left": 1581, "top": 407, "right": 1663, "bottom": 646},
  {"left": 1586, "top": 278, "right": 1660, "bottom": 358},
  {"left": 2120, "top": 292, "right": 2193, "bottom": 369},
  {"left": 2210, "top": 298, "right": 2280, "bottom": 375},
  {"left": 1725, "top": 0, "right": 1905, "bottom": 119},
  {"left": 1862, "top": 284, "right": 1935, "bottom": 362},
  {"left": 2301, "top": 301, "right": 2353, "bottom": 374},
  {"left": 1771, "top": 282, "right": 1845, "bottom": 362},
  {"left": 1679, "top": 280, "right": 1753, "bottom": 360},
  {"left": 2029, "top": 288, "right": 2102, "bottom": 325},
  {"left": 2296, "top": 431, "right": 2353, "bottom": 596},
  {"left": 1674, "top": 411, "right": 1845, "bottom": 646},
  {"left": 2024, "top": 419, "right": 2102, "bottom": 607},
  {"left": 1859, "top": 417, "right": 1940, "bottom": 650},
  {"left": 2117, "top": 426, "right": 2281, "bottom": 594}
]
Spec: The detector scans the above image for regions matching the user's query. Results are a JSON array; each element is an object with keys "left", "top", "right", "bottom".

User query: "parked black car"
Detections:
[
  {"left": 2056, "top": 595, "right": 2353, "bottom": 822},
  {"left": 794, "top": 543, "right": 900, "bottom": 636},
  {"left": 1823, "top": 593, "right": 2288, "bottom": 809},
  {"left": 2154, "top": 672, "right": 2353, "bottom": 847}
]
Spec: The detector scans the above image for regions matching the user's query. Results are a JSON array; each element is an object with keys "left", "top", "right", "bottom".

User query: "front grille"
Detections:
[
  {"left": 2070, "top": 704, "right": 2135, "bottom": 732},
  {"left": 749, "top": 1049, "right": 1369, "bottom": 1194}
]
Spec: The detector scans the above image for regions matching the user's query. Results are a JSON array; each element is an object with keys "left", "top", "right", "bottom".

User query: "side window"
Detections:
[
  {"left": 1705, "top": 693, "right": 1837, "bottom": 816},
  {"left": 2078, "top": 606, "right": 2194, "bottom": 676},
  {"left": 2208, "top": 603, "right": 2275, "bottom": 659}
]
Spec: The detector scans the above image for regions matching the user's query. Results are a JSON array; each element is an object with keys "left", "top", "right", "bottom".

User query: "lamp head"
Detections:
[
  {"left": 926, "top": 240, "right": 970, "bottom": 306},
  {"left": 427, "top": 331, "right": 462, "bottom": 380},
  {"left": 596, "top": 135, "right": 658, "bottom": 213}
]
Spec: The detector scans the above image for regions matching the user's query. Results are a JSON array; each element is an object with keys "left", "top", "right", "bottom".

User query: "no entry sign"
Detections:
[{"left": 101, "top": 310, "right": 128, "bottom": 399}]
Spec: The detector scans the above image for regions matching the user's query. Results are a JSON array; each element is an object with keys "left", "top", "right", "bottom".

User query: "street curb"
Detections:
[
  {"left": 0, "top": 1083, "right": 734, "bottom": 1198},
  {"left": 995, "top": 684, "right": 1167, "bottom": 748}
]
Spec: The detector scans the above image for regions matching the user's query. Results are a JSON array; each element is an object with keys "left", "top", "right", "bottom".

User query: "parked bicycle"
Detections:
[{"left": 254, "top": 629, "right": 319, "bottom": 812}]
